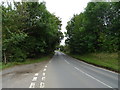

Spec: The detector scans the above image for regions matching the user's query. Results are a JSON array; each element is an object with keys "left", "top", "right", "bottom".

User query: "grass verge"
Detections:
[
  {"left": 67, "top": 52, "right": 119, "bottom": 73},
  {"left": 0, "top": 55, "right": 52, "bottom": 70}
]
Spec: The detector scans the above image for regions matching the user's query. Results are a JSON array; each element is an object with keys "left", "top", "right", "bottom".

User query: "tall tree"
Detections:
[
  {"left": 65, "top": 2, "right": 119, "bottom": 54},
  {"left": 2, "top": 1, "right": 63, "bottom": 63}
]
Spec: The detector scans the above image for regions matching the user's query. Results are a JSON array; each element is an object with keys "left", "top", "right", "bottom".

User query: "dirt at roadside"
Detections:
[{"left": 1, "top": 60, "right": 50, "bottom": 77}]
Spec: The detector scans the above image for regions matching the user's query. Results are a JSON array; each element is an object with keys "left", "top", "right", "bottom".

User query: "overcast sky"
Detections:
[{"left": 43, "top": 0, "right": 91, "bottom": 45}]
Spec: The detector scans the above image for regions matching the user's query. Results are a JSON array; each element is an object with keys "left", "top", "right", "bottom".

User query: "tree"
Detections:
[
  {"left": 2, "top": 1, "right": 63, "bottom": 63},
  {"left": 65, "top": 2, "right": 119, "bottom": 54}
]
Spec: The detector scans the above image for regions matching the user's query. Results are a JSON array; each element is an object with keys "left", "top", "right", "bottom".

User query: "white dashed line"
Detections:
[
  {"left": 74, "top": 67, "right": 80, "bottom": 71},
  {"left": 42, "top": 77, "right": 45, "bottom": 81},
  {"left": 29, "top": 82, "right": 35, "bottom": 88},
  {"left": 65, "top": 60, "right": 70, "bottom": 64},
  {"left": 74, "top": 66, "right": 113, "bottom": 88},
  {"left": 43, "top": 73, "right": 46, "bottom": 76},
  {"left": 35, "top": 73, "right": 39, "bottom": 76},
  {"left": 74, "top": 57, "right": 118, "bottom": 74},
  {"left": 62, "top": 52, "right": 117, "bottom": 74},
  {"left": 40, "top": 82, "right": 45, "bottom": 88},
  {"left": 84, "top": 73, "right": 113, "bottom": 88},
  {"left": 43, "top": 68, "right": 46, "bottom": 72},
  {"left": 45, "top": 65, "right": 47, "bottom": 68},
  {"left": 32, "top": 77, "right": 37, "bottom": 81}
]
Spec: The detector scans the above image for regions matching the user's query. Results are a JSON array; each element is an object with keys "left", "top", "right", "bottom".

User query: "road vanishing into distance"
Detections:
[{"left": 1, "top": 51, "right": 119, "bottom": 89}]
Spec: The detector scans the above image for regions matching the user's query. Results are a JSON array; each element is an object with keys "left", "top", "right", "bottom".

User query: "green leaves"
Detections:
[
  {"left": 66, "top": 2, "right": 119, "bottom": 54},
  {"left": 2, "top": 1, "right": 63, "bottom": 63}
]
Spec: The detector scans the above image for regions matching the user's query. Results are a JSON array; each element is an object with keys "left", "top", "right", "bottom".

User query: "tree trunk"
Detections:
[{"left": 4, "top": 52, "right": 7, "bottom": 64}]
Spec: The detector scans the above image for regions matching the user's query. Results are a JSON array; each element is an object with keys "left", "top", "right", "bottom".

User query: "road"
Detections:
[{"left": 1, "top": 51, "right": 119, "bottom": 89}]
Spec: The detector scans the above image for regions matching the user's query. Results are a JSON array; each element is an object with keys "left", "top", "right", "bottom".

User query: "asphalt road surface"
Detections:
[{"left": 1, "top": 51, "right": 119, "bottom": 89}]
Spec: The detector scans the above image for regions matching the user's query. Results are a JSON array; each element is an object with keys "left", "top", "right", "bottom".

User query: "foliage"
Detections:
[
  {"left": 69, "top": 53, "right": 118, "bottom": 72},
  {"left": 2, "top": 2, "right": 63, "bottom": 63},
  {"left": 1, "top": 55, "right": 51, "bottom": 70},
  {"left": 65, "top": 2, "right": 119, "bottom": 54}
]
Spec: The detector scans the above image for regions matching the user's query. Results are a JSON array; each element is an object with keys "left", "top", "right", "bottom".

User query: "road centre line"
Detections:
[
  {"left": 62, "top": 55, "right": 114, "bottom": 89},
  {"left": 63, "top": 53, "right": 118, "bottom": 74},
  {"left": 61, "top": 52, "right": 118, "bottom": 74},
  {"left": 75, "top": 58, "right": 118, "bottom": 74},
  {"left": 74, "top": 66, "right": 113, "bottom": 89},
  {"left": 65, "top": 60, "right": 70, "bottom": 64},
  {"left": 74, "top": 67, "right": 80, "bottom": 71}
]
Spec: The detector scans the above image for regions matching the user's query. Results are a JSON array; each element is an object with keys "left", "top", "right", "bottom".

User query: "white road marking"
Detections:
[
  {"left": 87, "top": 63, "right": 118, "bottom": 74},
  {"left": 43, "top": 73, "right": 46, "bottom": 76},
  {"left": 29, "top": 82, "right": 35, "bottom": 88},
  {"left": 45, "top": 65, "right": 47, "bottom": 68},
  {"left": 84, "top": 73, "right": 113, "bottom": 88},
  {"left": 40, "top": 82, "right": 45, "bottom": 88},
  {"left": 32, "top": 77, "right": 37, "bottom": 81},
  {"left": 42, "top": 77, "right": 45, "bottom": 81},
  {"left": 74, "top": 67, "right": 80, "bottom": 71},
  {"left": 62, "top": 52, "right": 117, "bottom": 74},
  {"left": 65, "top": 60, "right": 70, "bottom": 64},
  {"left": 43, "top": 68, "right": 46, "bottom": 72},
  {"left": 74, "top": 57, "right": 118, "bottom": 74},
  {"left": 74, "top": 66, "right": 113, "bottom": 88},
  {"left": 35, "top": 73, "right": 39, "bottom": 76}
]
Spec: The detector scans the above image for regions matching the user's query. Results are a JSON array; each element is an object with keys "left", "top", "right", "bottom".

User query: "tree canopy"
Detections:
[
  {"left": 2, "top": 2, "right": 63, "bottom": 63},
  {"left": 65, "top": 2, "right": 119, "bottom": 54}
]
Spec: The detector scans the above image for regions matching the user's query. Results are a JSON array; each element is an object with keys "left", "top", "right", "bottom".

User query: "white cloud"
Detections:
[{"left": 42, "top": 0, "right": 90, "bottom": 45}]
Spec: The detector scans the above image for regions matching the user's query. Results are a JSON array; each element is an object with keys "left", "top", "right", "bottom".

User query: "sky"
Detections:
[{"left": 43, "top": 0, "right": 91, "bottom": 45}]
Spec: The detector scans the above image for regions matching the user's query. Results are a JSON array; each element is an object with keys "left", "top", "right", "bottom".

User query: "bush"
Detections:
[{"left": 9, "top": 48, "right": 27, "bottom": 62}]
